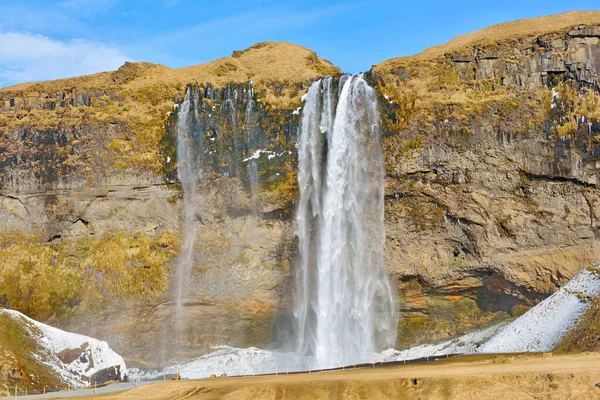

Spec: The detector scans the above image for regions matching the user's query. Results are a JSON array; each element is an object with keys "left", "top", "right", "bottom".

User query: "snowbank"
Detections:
[{"left": 479, "top": 265, "right": 600, "bottom": 353}]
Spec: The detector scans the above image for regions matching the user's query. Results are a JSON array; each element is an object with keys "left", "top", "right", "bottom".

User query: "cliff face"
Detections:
[
  {"left": 375, "top": 12, "right": 600, "bottom": 346},
  {"left": 2, "top": 13, "right": 600, "bottom": 365}
]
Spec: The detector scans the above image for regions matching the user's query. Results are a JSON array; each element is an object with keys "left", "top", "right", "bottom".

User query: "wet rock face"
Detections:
[{"left": 376, "top": 24, "right": 600, "bottom": 347}]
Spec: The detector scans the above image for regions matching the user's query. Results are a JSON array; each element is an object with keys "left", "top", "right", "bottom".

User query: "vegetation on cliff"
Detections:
[
  {"left": 0, "top": 231, "right": 178, "bottom": 323},
  {"left": 0, "top": 42, "right": 339, "bottom": 176}
]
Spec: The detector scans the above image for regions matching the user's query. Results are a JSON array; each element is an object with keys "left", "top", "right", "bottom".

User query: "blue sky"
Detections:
[{"left": 0, "top": 0, "right": 598, "bottom": 87}]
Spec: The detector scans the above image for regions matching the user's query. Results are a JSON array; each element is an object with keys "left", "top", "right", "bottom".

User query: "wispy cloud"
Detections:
[
  {"left": 150, "top": 3, "right": 362, "bottom": 47},
  {"left": 0, "top": 0, "right": 119, "bottom": 36},
  {"left": 0, "top": 32, "right": 130, "bottom": 87}
]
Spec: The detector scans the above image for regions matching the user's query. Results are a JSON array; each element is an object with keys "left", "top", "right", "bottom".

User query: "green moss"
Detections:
[
  {"left": 0, "top": 313, "right": 62, "bottom": 392},
  {"left": 0, "top": 231, "right": 179, "bottom": 323},
  {"left": 510, "top": 304, "right": 531, "bottom": 318}
]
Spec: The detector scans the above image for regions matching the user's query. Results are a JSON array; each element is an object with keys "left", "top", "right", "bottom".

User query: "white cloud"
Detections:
[{"left": 0, "top": 32, "right": 130, "bottom": 87}]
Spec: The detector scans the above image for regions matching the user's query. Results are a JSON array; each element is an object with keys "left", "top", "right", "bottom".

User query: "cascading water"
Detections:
[
  {"left": 294, "top": 74, "right": 398, "bottom": 368},
  {"left": 174, "top": 87, "right": 201, "bottom": 310},
  {"left": 245, "top": 82, "right": 260, "bottom": 210}
]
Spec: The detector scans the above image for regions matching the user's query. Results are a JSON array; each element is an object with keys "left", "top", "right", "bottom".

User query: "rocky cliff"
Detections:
[{"left": 2, "top": 12, "right": 600, "bottom": 367}]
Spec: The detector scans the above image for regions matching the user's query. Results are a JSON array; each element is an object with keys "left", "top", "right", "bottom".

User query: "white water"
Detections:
[
  {"left": 174, "top": 87, "right": 200, "bottom": 309},
  {"left": 294, "top": 75, "right": 398, "bottom": 368},
  {"left": 293, "top": 77, "right": 329, "bottom": 357},
  {"left": 245, "top": 81, "right": 260, "bottom": 210}
]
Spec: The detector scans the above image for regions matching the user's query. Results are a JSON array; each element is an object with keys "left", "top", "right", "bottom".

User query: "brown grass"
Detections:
[
  {"left": 0, "top": 42, "right": 339, "bottom": 99},
  {"left": 0, "top": 42, "right": 339, "bottom": 172},
  {"left": 74, "top": 352, "right": 600, "bottom": 399},
  {"left": 555, "top": 296, "right": 600, "bottom": 353},
  {"left": 377, "top": 10, "right": 600, "bottom": 71}
]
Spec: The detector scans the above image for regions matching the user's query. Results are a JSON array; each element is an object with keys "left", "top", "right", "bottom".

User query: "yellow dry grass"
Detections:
[
  {"left": 0, "top": 42, "right": 340, "bottom": 99},
  {"left": 376, "top": 10, "right": 600, "bottom": 72}
]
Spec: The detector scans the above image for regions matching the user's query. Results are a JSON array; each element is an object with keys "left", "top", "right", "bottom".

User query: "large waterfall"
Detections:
[{"left": 294, "top": 74, "right": 398, "bottom": 367}]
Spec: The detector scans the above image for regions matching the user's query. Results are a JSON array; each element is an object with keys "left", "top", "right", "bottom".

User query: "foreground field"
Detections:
[{"left": 55, "top": 353, "right": 600, "bottom": 400}]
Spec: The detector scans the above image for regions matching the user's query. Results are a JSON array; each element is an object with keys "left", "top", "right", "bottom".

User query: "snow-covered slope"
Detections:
[
  {"left": 479, "top": 265, "right": 600, "bottom": 353},
  {"left": 0, "top": 309, "right": 127, "bottom": 388}
]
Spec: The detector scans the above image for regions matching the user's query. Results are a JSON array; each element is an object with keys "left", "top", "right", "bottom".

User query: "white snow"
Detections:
[
  {"left": 129, "top": 346, "right": 312, "bottom": 380},
  {"left": 377, "top": 322, "right": 508, "bottom": 362},
  {"left": 130, "top": 324, "right": 507, "bottom": 381},
  {"left": 1, "top": 310, "right": 127, "bottom": 388},
  {"left": 551, "top": 88, "right": 560, "bottom": 109},
  {"left": 479, "top": 266, "right": 600, "bottom": 353},
  {"left": 243, "top": 150, "right": 263, "bottom": 161},
  {"left": 242, "top": 149, "right": 290, "bottom": 162}
]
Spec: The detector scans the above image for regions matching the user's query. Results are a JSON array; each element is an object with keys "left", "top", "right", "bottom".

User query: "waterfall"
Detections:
[
  {"left": 245, "top": 81, "right": 260, "bottom": 210},
  {"left": 174, "top": 87, "right": 201, "bottom": 309},
  {"left": 294, "top": 74, "right": 397, "bottom": 367}
]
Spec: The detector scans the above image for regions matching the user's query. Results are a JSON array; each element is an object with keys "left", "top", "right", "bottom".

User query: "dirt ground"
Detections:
[{"left": 63, "top": 353, "right": 600, "bottom": 399}]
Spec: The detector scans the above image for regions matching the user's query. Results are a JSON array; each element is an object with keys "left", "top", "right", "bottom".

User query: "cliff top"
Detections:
[
  {"left": 0, "top": 41, "right": 340, "bottom": 95},
  {"left": 375, "top": 10, "right": 600, "bottom": 72}
]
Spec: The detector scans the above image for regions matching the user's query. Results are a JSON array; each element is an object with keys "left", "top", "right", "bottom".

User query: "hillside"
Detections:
[
  {"left": 0, "top": 42, "right": 339, "bottom": 175},
  {"left": 0, "top": 41, "right": 339, "bottom": 103},
  {"left": 0, "top": 310, "right": 126, "bottom": 396}
]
